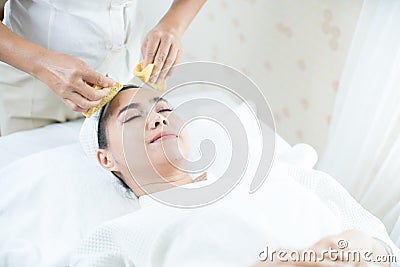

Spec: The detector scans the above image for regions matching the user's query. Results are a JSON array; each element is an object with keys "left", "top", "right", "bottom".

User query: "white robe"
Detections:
[{"left": 70, "top": 162, "right": 400, "bottom": 267}]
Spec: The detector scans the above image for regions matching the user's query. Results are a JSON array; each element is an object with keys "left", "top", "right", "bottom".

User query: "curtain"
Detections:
[{"left": 317, "top": 0, "right": 400, "bottom": 246}]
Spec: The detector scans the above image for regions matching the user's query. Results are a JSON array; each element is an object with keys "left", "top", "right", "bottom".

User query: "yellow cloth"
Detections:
[
  {"left": 133, "top": 61, "right": 167, "bottom": 92},
  {"left": 82, "top": 82, "right": 123, "bottom": 118}
]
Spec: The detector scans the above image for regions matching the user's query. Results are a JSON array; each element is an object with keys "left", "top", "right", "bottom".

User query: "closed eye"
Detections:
[
  {"left": 158, "top": 108, "right": 173, "bottom": 113},
  {"left": 122, "top": 108, "right": 172, "bottom": 123},
  {"left": 123, "top": 115, "right": 141, "bottom": 123}
]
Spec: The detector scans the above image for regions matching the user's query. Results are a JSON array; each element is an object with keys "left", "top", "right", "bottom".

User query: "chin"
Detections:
[
  {"left": 152, "top": 147, "right": 183, "bottom": 164},
  {"left": 149, "top": 147, "right": 187, "bottom": 172}
]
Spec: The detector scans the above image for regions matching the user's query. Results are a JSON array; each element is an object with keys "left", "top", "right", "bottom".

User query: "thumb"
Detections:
[{"left": 83, "top": 69, "right": 115, "bottom": 88}]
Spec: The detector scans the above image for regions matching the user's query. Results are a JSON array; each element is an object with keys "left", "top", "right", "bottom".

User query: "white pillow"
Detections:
[
  {"left": 0, "top": 144, "right": 139, "bottom": 267},
  {"left": 0, "top": 119, "right": 83, "bottom": 169}
]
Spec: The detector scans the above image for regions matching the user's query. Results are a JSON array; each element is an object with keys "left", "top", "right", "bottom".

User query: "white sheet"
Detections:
[
  {"left": 0, "top": 119, "right": 84, "bottom": 169},
  {"left": 70, "top": 162, "right": 400, "bottom": 267},
  {"left": 0, "top": 143, "right": 141, "bottom": 266}
]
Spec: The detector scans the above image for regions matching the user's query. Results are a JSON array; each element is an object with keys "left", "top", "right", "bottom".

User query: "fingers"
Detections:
[
  {"left": 78, "top": 81, "right": 111, "bottom": 101},
  {"left": 64, "top": 93, "right": 102, "bottom": 112},
  {"left": 63, "top": 81, "right": 107, "bottom": 112},
  {"left": 150, "top": 35, "right": 173, "bottom": 82},
  {"left": 141, "top": 27, "right": 182, "bottom": 84},
  {"left": 60, "top": 78, "right": 110, "bottom": 112},
  {"left": 82, "top": 68, "right": 115, "bottom": 88},
  {"left": 156, "top": 43, "right": 180, "bottom": 83},
  {"left": 64, "top": 99, "right": 86, "bottom": 113},
  {"left": 39, "top": 52, "right": 113, "bottom": 113},
  {"left": 142, "top": 34, "right": 161, "bottom": 69},
  {"left": 165, "top": 48, "right": 182, "bottom": 79}
]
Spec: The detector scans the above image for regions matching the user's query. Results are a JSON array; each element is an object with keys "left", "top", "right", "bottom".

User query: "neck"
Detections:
[{"left": 128, "top": 171, "right": 194, "bottom": 197}]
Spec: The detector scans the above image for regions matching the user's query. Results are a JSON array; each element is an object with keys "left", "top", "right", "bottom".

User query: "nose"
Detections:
[{"left": 149, "top": 113, "right": 168, "bottom": 130}]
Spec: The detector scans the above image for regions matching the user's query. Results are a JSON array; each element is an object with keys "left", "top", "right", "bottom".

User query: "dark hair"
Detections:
[
  {"left": 97, "top": 84, "right": 140, "bottom": 149},
  {"left": 97, "top": 84, "right": 140, "bottom": 191}
]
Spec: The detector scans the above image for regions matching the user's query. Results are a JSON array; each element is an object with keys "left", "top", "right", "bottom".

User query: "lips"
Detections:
[{"left": 150, "top": 132, "right": 178, "bottom": 143}]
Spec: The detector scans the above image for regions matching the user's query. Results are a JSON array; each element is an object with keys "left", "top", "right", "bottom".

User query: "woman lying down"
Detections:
[{"left": 72, "top": 85, "right": 399, "bottom": 267}]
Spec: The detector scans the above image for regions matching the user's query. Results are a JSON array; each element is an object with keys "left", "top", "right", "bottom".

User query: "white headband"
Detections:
[
  {"left": 79, "top": 106, "right": 137, "bottom": 199},
  {"left": 79, "top": 109, "right": 102, "bottom": 160}
]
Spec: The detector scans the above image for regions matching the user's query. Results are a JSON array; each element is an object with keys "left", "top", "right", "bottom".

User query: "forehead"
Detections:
[{"left": 108, "top": 88, "right": 161, "bottom": 115}]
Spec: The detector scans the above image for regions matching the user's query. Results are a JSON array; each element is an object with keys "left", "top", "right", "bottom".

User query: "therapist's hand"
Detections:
[
  {"left": 140, "top": 0, "right": 206, "bottom": 83},
  {"left": 33, "top": 51, "right": 115, "bottom": 112},
  {"left": 141, "top": 23, "right": 182, "bottom": 84}
]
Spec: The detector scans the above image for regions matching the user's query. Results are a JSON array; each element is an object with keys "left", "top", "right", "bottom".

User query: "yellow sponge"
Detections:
[
  {"left": 82, "top": 61, "right": 166, "bottom": 118},
  {"left": 82, "top": 81, "right": 123, "bottom": 118},
  {"left": 133, "top": 61, "right": 166, "bottom": 92}
]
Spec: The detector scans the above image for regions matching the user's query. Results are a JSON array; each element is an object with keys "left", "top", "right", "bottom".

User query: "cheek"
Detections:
[
  {"left": 121, "top": 123, "right": 148, "bottom": 165},
  {"left": 170, "top": 116, "right": 190, "bottom": 156},
  {"left": 178, "top": 128, "right": 190, "bottom": 157},
  {"left": 146, "top": 146, "right": 165, "bottom": 163},
  {"left": 107, "top": 127, "right": 123, "bottom": 162}
]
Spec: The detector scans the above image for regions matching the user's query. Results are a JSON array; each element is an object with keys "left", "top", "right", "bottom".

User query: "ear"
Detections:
[{"left": 97, "top": 149, "right": 118, "bottom": 172}]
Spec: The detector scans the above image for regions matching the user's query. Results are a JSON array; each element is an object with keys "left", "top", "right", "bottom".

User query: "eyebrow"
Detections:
[
  {"left": 151, "top": 97, "right": 168, "bottom": 104},
  {"left": 118, "top": 103, "right": 139, "bottom": 117},
  {"left": 117, "top": 97, "right": 169, "bottom": 117}
]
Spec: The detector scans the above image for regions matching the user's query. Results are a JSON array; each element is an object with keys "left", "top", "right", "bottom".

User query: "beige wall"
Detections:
[{"left": 140, "top": 0, "right": 363, "bottom": 155}]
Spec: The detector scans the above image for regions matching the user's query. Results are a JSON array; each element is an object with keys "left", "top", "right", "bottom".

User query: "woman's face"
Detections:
[{"left": 98, "top": 88, "right": 190, "bottom": 187}]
